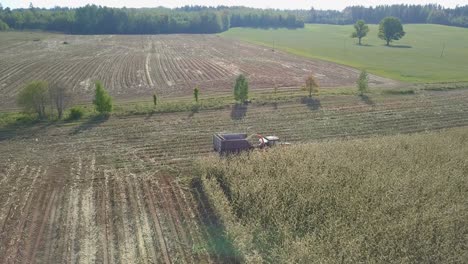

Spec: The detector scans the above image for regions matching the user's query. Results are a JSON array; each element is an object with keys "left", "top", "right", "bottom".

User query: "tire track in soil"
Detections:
[
  {"left": 79, "top": 154, "right": 98, "bottom": 264},
  {"left": 15, "top": 182, "right": 49, "bottom": 264},
  {"left": 174, "top": 180, "right": 217, "bottom": 264},
  {"left": 157, "top": 176, "right": 194, "bottom": 263},
  {"left": 109, "top": 173, "right": 124, "bottom": 263},
  {"left": 25, "top": 186, "right": 58, "bottom": 264},
  {"left": 121, "top": 169, "right": 150, "bottom": 263},
  {"left": 0, "top": 163, "right": 20, "bottom": 230},
  {"left": 127, "top": 172, "right": 159, "bottom": 264},
  {"left": 63, "top": 157, "right": 82, "bottom": 264},
  {"left": 151, "top": 177, "right": 188, "bottom": 263},
  {"left": 3, "top": 168, "right": 38, "bottom": 263},
  {"left": 145, "top": 53, "right": 155, "bottom": 88},
  {"left": 101, "top": 169, "right": 112, "bottom": 264},
  {"left": 142, "top": 179, "right": 172, "bottom": 264},
  {"left": 43, "top": 175, "right": 64, "bottom": 264},
  {"left": 161, "top": 176, "right": 209, "bottom": 264},
  {"left": 115, "top": 173, "right": 138, "bottom": 262},
  {"left": 0, "top": 166, "right": 43, "bottom": 264}
]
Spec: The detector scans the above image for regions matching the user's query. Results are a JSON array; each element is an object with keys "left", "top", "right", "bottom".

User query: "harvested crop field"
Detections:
[
  {"left": 0, "top": 32, "right": 396, "bottom": 109},
  {"left": 1, "top": 89, "right": 468, "bottom": 262}
]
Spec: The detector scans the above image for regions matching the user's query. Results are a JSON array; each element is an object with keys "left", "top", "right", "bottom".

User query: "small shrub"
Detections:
[
  {"left": 0, "top": 113, "right": 38, "bottom": 127},
  {"left": 93, "top": 81, "right": 113, "bottom": 114},
  {"left": 68, "top": 107, "right": 84, "bottom": 120},
  {"left": 234, "top": 74, "right": 249, "bottom": 103},
  {"left": 357, "top": 70, "right": 369, "bottom": 95},
  {"left": 194, "top": 87, "right": 200, "bottom": 103}
]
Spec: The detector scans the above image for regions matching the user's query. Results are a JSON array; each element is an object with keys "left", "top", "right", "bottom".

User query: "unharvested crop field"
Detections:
[
  {"left": 199, "top": 128, "right": 468, "bottom": 263},
  {"left": 0, "top": 31, "right": 395, "bottom": 109},
  {"left": 1, "top": 89, "right": 468, "bottom": 262},
  {"left": 222, "top": 24, "right": 468, "bottom": 82}
]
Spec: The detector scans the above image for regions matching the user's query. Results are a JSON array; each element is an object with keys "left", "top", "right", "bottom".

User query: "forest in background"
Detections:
[
  {"left": 0, "top": 4, "right": 467, "bottom": 35},
  {"left": 294, "top": 4, "right": 468, "bottom": 28},
  {"left": 0, "top": 4, "right": 304, "bottom": 34}
]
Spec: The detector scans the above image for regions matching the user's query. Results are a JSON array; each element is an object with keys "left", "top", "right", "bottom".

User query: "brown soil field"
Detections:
[
  {"left": 0, "top": 33, "right": 396, "bottom": 109},
  {"left": 1, "top": 89, "right": 467, "bottom": 263}
]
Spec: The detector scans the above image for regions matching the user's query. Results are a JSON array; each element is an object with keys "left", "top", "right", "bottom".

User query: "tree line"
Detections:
[
  {"left": 295, "top": 4, "right": 468, "bottom": 28},
  {"left": 0, "top": 4, "right": 304, "bottom": 34}
]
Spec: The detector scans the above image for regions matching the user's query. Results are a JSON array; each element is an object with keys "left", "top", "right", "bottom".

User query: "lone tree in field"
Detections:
[
  {"left": 153, "top": 93, "right": 157, "bottom": 106},
  {"left": 17, "top": 81, "right": 50, "bottom": 119},
  {"left": 357, "top": 70, "right": 369, "bottom": 95},
  {"left": 305, "top": 75, "right": 320, "bottom": 98},
  {"left": 379, "top": 17, "right": 406, "bottom": 46},
  {"left": 193, "top": 86, "right": 200, "bottom": 103},
  {"left": 49, "top": 82, "right": 71, "bottom": 119},
  {"left": 351, "top": 20, "right": 369, "bottom": 45},
  {"left": 234, "top": 74, "right": 249, "bottom": 103},
  {"left": 93, "top": 81, "right": 113, "bottom": 114}
]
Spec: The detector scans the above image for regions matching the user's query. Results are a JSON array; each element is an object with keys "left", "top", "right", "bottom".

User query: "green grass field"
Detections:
[{"left": 221, "top": 24, "right": 468, "bottom": 83}]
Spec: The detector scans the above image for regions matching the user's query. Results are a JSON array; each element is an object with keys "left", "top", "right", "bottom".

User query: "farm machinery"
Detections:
[{"left": 213, "top": 133, "right": 288, "bottom": 154}]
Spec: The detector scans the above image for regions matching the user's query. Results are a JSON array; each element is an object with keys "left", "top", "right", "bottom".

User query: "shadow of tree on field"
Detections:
[
  {"left": 301, "top": 97, "right": 321, "bottom": 111},
  {"left": 0, "top": 121, "right": 54, "bottom": 141},
  {"left": 272, "top": 102, "right": 278, "bottom": 110},
  {"left": 230, "top": 103, "right": 248, "bottom": 120},
  {"left": 386, "top": 44, "right": 412, "bottom": 49},
  {"left": 359, "top": 94, "right": 375, "bottom": 106},
  {"left": 191, "top": 178, "right": 242, "bottom": 263},
  {"left": 145, "top": 110, "right": 155, "bottom": 120},
  {"left": 70, "top": 115, "right": 109, "bottom": 135},
  {"left": 188, "top": 104, "right": 200, "bottom": 118}
]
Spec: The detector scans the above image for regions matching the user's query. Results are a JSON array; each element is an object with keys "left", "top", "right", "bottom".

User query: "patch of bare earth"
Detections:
[{"left": 0, "top": 34, "right": 397, "bottom": 109}]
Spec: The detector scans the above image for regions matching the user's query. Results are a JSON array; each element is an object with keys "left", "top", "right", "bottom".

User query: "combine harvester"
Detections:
[{"left": 213, "top": 133, "right": 288, "bottom": 154}]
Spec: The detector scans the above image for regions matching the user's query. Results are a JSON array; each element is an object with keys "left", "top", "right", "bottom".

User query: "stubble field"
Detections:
[
  {"left": 0, "top": 32, "right": 396, "bottom": 109},
  {"left": 1, "top": 87, "right": 468, "bottom": 263}
]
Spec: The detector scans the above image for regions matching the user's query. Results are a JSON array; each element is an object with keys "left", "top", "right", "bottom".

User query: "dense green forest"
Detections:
[
  {"left": 0, "top": 4, "right": 467, "bottom": 34},
  {"left": 294, "top": 4, "right": 468, "bottom": 27},
  {"left": 0, "top": 4, "right": 304, "bottom": 34}
]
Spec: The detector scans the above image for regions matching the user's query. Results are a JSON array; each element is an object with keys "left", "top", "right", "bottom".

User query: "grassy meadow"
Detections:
[
  {"left": 221, "top": 24, "right": 468, "bottom": 83},
  {"left": 199, "top": 128, "right": 468, "bottom": 263}
]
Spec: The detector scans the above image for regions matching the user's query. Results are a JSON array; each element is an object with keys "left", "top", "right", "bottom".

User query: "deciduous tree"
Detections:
[
  {"left": 153, "top": 93, "right": 157, "bottom": 106},
  {"left": 234, "top": 74, "right": 249, "bottom": 103},
  {"left": 379, "top": 17, "right": 406, "bottom": 46},
  {"left": 193, "top": 86, "right": 200, "bottom": 103},
  {"left": 305, "top": 75, "right": 320, "bottom": 98},
  {"left": 351, "top": 20, "right": 369, "bottom": 45},
  {"left": 17, "top": 81, "right": 49, "bottom": 119},
  {"left": 49, "top": 82, "right": 71, "bottom": 119}
]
